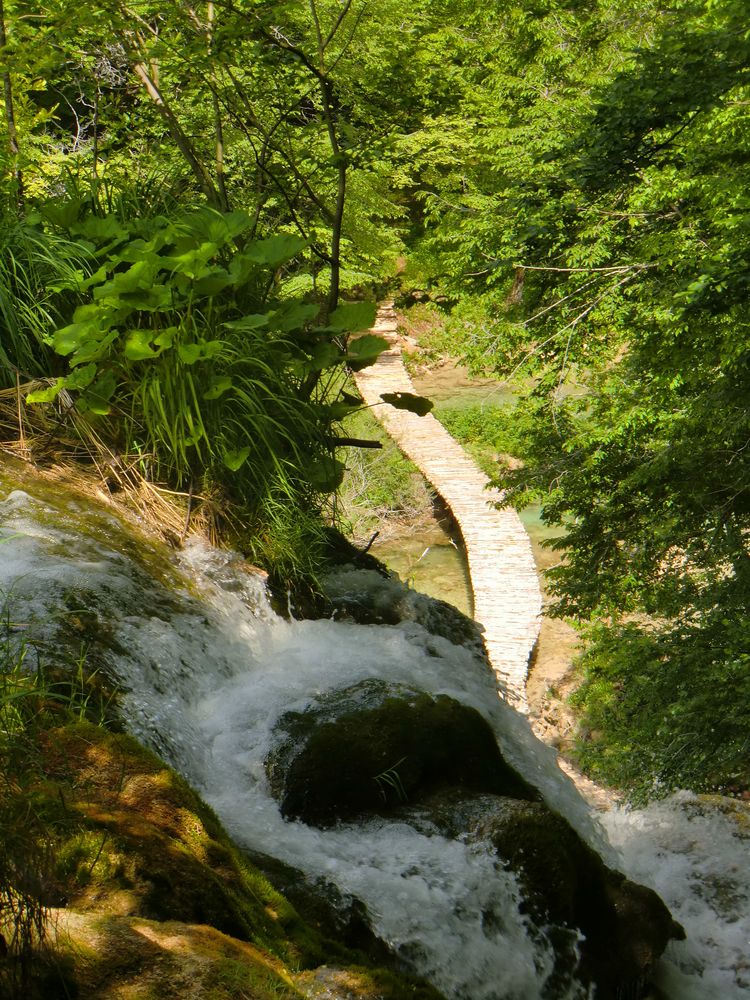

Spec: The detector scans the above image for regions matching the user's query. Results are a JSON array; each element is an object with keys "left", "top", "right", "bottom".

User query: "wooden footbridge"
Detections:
[{"left": 353, "top": 304, "right": 542, "bottom": 710}]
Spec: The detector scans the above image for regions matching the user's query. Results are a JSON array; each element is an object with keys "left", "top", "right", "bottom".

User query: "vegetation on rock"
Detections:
[{"left": 0, "top": 664, "right": 445, "bottom": 999}]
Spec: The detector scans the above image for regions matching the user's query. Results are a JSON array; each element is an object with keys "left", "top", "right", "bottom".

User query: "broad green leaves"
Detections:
[
  {"left": 329, "top": 301, "right": 377, "bottom": 331},
  {"left": 21, "top": 203, "right": 388, "bottom": 519}
]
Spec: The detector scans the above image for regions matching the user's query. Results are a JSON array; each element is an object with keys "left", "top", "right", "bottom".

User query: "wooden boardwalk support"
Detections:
[{"left": 353, "top": 304, "right": 542, "bottom": 710}]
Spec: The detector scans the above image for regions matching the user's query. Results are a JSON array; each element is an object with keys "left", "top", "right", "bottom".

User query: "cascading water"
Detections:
[{"left": 1, "top": 479, "right": 748, "bottom": 999}]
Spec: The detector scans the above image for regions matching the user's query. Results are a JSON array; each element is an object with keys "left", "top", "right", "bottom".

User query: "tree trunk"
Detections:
[{"left": 0, "top": 0, "right": 24, "bottom": 210}]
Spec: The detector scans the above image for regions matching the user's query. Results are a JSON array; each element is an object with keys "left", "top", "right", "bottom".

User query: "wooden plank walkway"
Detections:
[{"left": 353, "top": 304, "right": 542, "bottom": 710}]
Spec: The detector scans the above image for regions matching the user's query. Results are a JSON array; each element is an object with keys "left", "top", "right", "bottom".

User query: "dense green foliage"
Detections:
[{"left": 407, "top": 0, "right": 750, "bottom": 796}]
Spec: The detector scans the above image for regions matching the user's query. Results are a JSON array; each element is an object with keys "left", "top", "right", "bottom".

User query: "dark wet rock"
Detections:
[
  {"left": 246, "top": 850, "right": 399, "bottom": 970},
  {"left": 322, "top": 566, "right": 486, "bottom": 656},
  {"left": 266, "top": 681, "right": 538, "bottom": 826},
  {"left": 264, "top": 678, "right": 683, "bottom": 997},
  {"left": 404, "top": 791, "right": 685, "bottom": 1000}
]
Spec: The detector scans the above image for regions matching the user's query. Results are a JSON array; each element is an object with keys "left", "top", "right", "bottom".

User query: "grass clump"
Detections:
[
  {"left": 436, "top": 403, "right": 524, "bottom": 478},
  {"left": 0, "top": 629, "right": 78, "bottom": 998}
]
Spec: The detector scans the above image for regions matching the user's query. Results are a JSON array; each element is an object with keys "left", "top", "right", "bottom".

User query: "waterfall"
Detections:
[{"left": 1, "top": 481, "right": 748, "bottom": 999}]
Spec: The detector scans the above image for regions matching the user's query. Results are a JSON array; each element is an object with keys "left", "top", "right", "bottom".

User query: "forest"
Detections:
[
  {"left": 0, "top": 2, "right": 749, "bottom": 987},
  {"left": 2, "top": 0, "right": 748, "bottom": 801}
]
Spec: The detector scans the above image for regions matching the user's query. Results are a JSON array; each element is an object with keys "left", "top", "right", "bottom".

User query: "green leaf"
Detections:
[
  {"left": 193, "top": 268, "right": 233, "bottom": 297},
  {"left": 326, "top": 400, "right": 361, "bottom": 420},
  {"left": 242, "top": 234, "right": 308, "bottom": 268},
  {"left": 53, "top": 321, "right": 101, "bottom": 356},
  {"left": 124, "top": 330, "right": 160, "bottom": 361},
  {"left": 182, "top": 208, "right": 251, "bottom": 246},
  {"left": 178, "top": 343, "right": 203, "bottom": 365},
  {"left": 26, "top": 379, "right": 64, "bottom": 404},
  {"left": 154, "top": 327, "right": 178, "bottom": 350},
  {"left": 78, "top": 264, "right": 109, "bottom": 291},
  {"left": 80, "top": 370, "right": 117, "bottom": 415},
  {"left": 65, "top": 363, "right": 97, "bottom": 390},
  {"left": 40, "top": 198, "right": 82, "bottom": 230},
  {"left": 223, "top": 314, "right": 270, "bottom": 332},
  {"left": 269, "top": 302, "right": 320, "bottom": 333},
  {"left": 380, "top": 391, "right": 434, "bottom": 416},
  {"left": 329, "top": 301, "right": 377, "bottom": 331},
  {"left": 93, "top": 259, "right": 160, "bottom": 300},
  {"left": 118, "top": 284, "right": 173, "bottom": 312},
  {"left": 307, "top": 341, "right": 343, "bottom": 371},
  {"left": 163, "top": 242, "right": 220, "bottom": 278},
  {"left": 72, "top": 215, "right": 129, "bottom": 243},
  {"left": 70, "top": 331, "right": 119, "bottom": 367},
  {"left": 117, "top": 233, "right": 171, "bottom": 261},
  {"left": 346, "top": 334, "right": 389, "bottom": 370},
  {"left": 202, "top": 340, "right": 224, "bottom": 360},
  {"left": 223, "top": 447, "right": 250, "bottom": 471},
  {"left": 203, "top": 376, "right": 233, "bottom": 400},
  {"left": 177, "top": 340, "right": 223, "bottom": 365}
]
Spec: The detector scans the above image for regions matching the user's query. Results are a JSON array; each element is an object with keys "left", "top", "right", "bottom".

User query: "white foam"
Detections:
[{"left": 1, "top": 489, "right": 747, "bottom": 998}]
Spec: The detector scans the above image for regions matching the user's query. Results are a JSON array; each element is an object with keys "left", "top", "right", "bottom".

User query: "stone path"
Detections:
[{"left": 353, "top": 304, "right": 541, "bottom": 709}]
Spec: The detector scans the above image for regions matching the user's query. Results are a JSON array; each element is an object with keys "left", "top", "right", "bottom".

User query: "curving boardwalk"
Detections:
[{"left": 353, "top": 305, "right": 542, "bottom": 710}]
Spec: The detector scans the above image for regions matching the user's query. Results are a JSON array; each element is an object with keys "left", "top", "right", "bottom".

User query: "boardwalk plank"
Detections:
[{"left": 353, "top": 304, "right": 541, "bottom": 709}]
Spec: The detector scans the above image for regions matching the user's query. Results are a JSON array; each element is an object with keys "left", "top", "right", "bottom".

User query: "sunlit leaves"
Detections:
[{"left": 329, "top": 301, "right": 377, "bottom": 331}]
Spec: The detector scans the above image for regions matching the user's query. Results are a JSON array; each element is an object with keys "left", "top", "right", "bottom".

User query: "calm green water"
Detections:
[
  {"left": 371, "top": 519, "right": 474, "bottom": 617},
  {"left": 371, "top": 503, "right": 561, "bottom": 620}
]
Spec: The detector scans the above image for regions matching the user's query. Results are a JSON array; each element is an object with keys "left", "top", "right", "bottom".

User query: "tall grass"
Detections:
[
  {"left": 0, "top": 595, "right": 117, "bottom": 998},
  {"left": 0, "top": 218, "right": 90, "bottom": 386}
]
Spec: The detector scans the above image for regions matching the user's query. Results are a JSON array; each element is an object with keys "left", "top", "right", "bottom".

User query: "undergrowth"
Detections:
[
  {"left": 436, "top": 403, "right": 524, "bottom": 478},
  {"left": 571, "top": 619, "right": 750, "bottom": 803},
  {"left": 335, "top": 404, "right": 433, "bottom": 542},
  {"left": 0, "top": 610, "right": 95, "bottom": 999}
]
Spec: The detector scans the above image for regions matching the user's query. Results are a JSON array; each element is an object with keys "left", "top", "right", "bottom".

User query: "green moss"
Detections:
[
  {"left": 0, "top": 457, "right": 187, "bottom": 593},
  {"left": 55, "top": 829, "right": 124, "bottom": 886},
  {"left": 207, "top": 958, "right": 302, "bottom": 999},
  {"left": 0, "top": 672, "right": 449, "bottom": 1000}
]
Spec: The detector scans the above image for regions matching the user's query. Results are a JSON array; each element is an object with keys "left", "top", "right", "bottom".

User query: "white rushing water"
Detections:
[{"left": 1, "top": 484, "right": 748, "bottom": 999}]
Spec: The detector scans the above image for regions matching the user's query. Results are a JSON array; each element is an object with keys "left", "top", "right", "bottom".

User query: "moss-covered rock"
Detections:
[
  {"left": 266, "top": 681, "right": 537, "bottom": 826},
  {"left": 477, "top": 799, "right": 684, "bottom": 998},
  {"left": 51, "top": 909, "right": 443, "bottom": 1000},
  {"left": 25, "top": 720, "right": 445, "bottom": 1000},
  {"left": 407, "top": 791, "right": 685, "bottom": 1000}
]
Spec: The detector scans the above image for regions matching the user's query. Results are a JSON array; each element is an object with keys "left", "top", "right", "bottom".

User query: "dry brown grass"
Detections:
[{"left": 0, "top": 381, "right": 226, "bottom": 548}]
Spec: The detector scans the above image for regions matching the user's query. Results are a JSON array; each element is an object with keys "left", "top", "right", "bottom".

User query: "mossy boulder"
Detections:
[
  {"left": 37, "top": 723, "right": 303, "bottom": 955},
  {"left": 266, "top": 681, "right": 537, "bottom": 826},
  {"left": 52, "top": 910, "right": 440, "bottom": 1000},
  {"left": 410, "top": 792, "right": 685, "bottom": 1000},
  {"left": 477, "top": 800, "right": 684, "bottom": 999},
  {"left": 26, "top": 720, "right": 445, "bottom": 1000},
  {"left": 322, "top": 565, "right": 485, "bottom": 656}
]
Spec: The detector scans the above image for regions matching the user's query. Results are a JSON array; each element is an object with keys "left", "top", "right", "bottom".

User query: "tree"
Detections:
[{"left": 429, "top": 0, "right": 750, "bottom": 796}]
